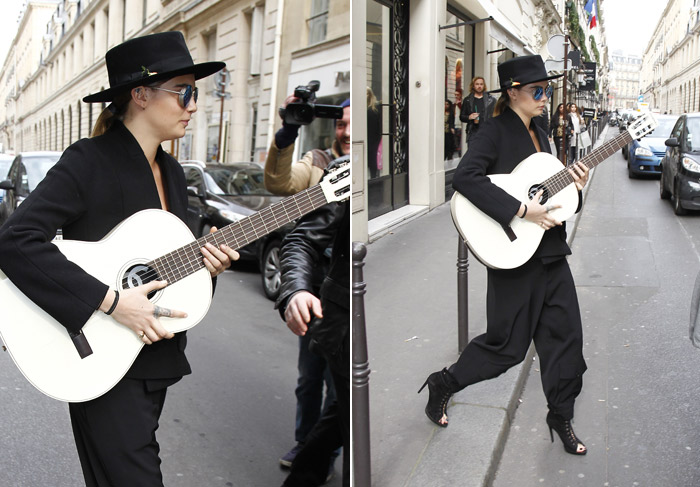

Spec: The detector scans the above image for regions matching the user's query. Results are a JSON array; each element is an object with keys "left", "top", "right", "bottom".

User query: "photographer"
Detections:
[
  {"left": 265, "top": 88, "right": 349, "bottom": 476},
  {"left": 264, "top": 96, "right": 350, "bottom": 196}
]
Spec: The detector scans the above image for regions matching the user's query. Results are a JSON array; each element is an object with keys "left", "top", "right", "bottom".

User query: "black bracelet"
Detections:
[
  {"left": 105, "top": 290, "right": 120, "bottom": 315},
  {"left": 519, "top": 205, "right": 528, "bottom": 219}
]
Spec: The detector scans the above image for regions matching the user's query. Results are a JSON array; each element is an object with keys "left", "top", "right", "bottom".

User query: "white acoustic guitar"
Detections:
[
  {"left": 0, "top": 163, "right": 350, "bottom": 402},
  {"left": 451, "top": 112, "right": 657, "bottom": 270}
]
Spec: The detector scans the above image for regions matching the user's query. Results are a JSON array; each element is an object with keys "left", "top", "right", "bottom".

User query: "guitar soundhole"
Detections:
[
  {"left": 121, "top": 264, "right": 160, "bottom": 300},
  {"left": 528, "top": 184, "right": 549, "bottom": 204}
]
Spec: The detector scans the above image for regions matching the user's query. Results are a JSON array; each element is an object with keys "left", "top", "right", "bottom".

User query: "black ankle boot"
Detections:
[
  {"left": 418, "top": 368, "right": 458, "bottom": 427},
  {"left": 546, "top": 411, "right": 587, "bottom": 455}
]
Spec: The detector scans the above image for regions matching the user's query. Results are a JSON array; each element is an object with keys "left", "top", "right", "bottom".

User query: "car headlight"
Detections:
[
  {"left": 219, "top": 209, "right": 246, "bottom": 222},
  {"left": 682, "top": 157, "right": 700, "bottom": 173},
  {"left": 634, "top": 147, "right": 653, "bottom": 157}
]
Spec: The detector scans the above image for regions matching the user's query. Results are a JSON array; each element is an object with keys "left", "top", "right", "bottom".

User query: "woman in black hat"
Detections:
[
  {"left": 419, "top": 55, "right": 590, "bottom": 456},
  {"left": 0, "top": 31, "right": 238, "bottom": 485}
]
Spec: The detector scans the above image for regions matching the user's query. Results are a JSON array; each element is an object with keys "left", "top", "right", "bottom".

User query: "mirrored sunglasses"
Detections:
[
  {"left": 528, "top": 84, "right": 553, "bottom": 101},
  {"left": 152, "top": 85, "right": 199, "bottom": 108}
]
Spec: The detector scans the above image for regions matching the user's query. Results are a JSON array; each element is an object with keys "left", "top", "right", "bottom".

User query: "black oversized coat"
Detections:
[
  {"left": 452, "top": 106, "right": 577, "bottom": 262},
  {"left": 0, "top": 121, "right": 192, "bottom": 380}
]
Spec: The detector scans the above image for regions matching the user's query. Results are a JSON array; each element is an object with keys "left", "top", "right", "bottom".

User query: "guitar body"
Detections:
[
  {"left": 451, "top": 152, "right": 579, "bottom": 270},
  {"left": 0, "top": 209, "right": 211, "bottom": 402}
]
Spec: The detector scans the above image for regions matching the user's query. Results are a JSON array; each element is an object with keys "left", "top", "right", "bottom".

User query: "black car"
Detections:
[
  {"left": 0, "top": 151, "right": 62, "bottom": 227},
  {"left": 660, "top": 114, "right": 700, "bottom": 215},
  {"left": 181, "top": 162, "right": 294, "bottom": 300},
  {"left": 0, "top": 154, "right": 14, "bottom": 205}
]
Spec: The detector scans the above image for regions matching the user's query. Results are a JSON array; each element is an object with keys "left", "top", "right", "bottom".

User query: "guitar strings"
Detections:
[{"left": 121, "top": 184, "right": 333, "bottom": 289}]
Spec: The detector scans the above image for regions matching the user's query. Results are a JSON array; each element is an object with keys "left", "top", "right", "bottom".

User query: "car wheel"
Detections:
[
  {"left": 261, "top": 239, "right": 282, "bottom": 301},
  {"left": 659, "top": 171, "right": 671, "bottom": 199},
  {"left": 622, "top": 146, "right": 628, "bottom": 160},
  {"left": 673, "top": 180, "right": 688, "bottom": 215},
  {"left": 627, "top": 162, "right": 635, "bottom": 179}
]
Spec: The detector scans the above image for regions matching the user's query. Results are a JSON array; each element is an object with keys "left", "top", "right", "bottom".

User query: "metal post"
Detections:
[
  {"left": 560, "top": 34, "right": 569, "bottom": 165},
  {"left": 457, "top": 238, "right": 469, "bottom": 353},
  {"left": 352, "top": 242, "right": 372, "bottom": 486}
]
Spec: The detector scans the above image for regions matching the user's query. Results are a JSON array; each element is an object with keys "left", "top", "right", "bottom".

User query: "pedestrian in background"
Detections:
[
  {"left": 459, "top": 76, "right": 496, "bottom": 143},
  {"left": 420, "top": 55, "right": 591, "bottom": 456},
  {"left": 550, "top": 103, "right": 569, "bottom": 162},
  {"left": 568, "top": 102, "right": 585, "bottom": 164},
  {"left": 0, "top": 32, "right": 238, "bottom": 486}
]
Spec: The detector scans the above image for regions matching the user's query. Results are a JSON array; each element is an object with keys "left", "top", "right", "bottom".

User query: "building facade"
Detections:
[
  {"left": 640, "top": 0, "right": 700, "bottom": 115},
  {"left": 0, "top": 0, "right": 349, "bottom": 168},
  {"left": 609, "top": 51, "right": 641, "bottom": 109},
  {"left": 352, "top": 0, "right": 607, "bottom": 243}
]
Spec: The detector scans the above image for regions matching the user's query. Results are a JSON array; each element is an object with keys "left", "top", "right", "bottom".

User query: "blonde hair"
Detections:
[
  {"left": 367, "top": 87, "right": 378, "bottom": 112},
  {"left": 90, "top": 90, "right": 133, "bottom": 137},
  {"left": 492, "top": 90, "right": 511, "bottom": 117}
]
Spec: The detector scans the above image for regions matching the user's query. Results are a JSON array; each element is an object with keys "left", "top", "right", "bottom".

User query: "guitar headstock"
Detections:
[
  {"left": 627, "top": 111, "right": 659, "bottom": 140},
  {"left": 320, "top": 158, "right": 350, "bottom": 203}
]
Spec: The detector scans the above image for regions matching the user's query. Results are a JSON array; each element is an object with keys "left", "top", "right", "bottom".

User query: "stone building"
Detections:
[
  {"left": 641, "top": 0, "right": 700, "bottom": 114},
  {"left": 609, "top": 51, "right": 641, "bottom": 110},
  {"left": 0, "top": 0, "right": 349, "bottom": 166}
]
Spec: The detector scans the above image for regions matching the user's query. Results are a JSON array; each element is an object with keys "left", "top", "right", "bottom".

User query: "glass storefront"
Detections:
[{"left": 366, "top": 0, "right": 409, "bottom": 220}]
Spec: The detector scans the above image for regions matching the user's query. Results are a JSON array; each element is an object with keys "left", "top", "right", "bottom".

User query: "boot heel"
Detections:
[
  {"left": 417, "top": 378, "right": 429, "bottom": 394},
  {"left": 548, "top": 425, "right": 554, "bottom": 443}
]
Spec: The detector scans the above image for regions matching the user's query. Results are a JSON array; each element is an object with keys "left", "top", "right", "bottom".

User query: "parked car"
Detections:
[
  {"left": 660, "top": 113, "right": 700, "bottom": 215},
  {"left": 0, "top": 151, "right": 62, "bottom": 227},
  {"left": 0, "top": 153, "right": 15, "bottom": 205},
  {"left": 626, "top": 114, "right": 678, "bottom": 178},
  {"left": 181, "top": 162, "right": 294, "bottom": 300}
]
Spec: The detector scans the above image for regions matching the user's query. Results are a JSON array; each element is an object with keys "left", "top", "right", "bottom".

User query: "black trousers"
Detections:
[
  {"left": 69, "top": 378, "right": 170, "bottom": 487},
  {"left": 448, "top": 258, "right": 586, "bottom": 420},
  {"left": 283, "top": 305, "right": 350, "bottom": 487}
]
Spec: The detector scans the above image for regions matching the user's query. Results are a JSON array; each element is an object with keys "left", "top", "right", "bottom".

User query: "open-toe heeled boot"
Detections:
[
  {"left": 546, "top": 411, "right": 587, "bottom": 455},
  {"left": 418, "top": 368, "right": 459, "bottom": 427}
]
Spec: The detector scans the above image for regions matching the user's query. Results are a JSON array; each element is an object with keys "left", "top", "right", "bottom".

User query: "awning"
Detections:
[{"left": 461, "top": 0, "right": 534, "bottom": 56}]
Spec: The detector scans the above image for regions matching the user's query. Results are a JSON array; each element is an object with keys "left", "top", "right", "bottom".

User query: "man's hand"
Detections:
[{"left": 284, "top": 291, "right": 323, "bottom": 336}]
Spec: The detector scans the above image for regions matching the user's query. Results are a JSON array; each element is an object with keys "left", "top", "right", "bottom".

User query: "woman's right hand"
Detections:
[
  {"left": 100, "top": 281, "right": 187, "bottom": 345},
  {"left": 522, "top": 190, "right": 562, "bottom": 231}
]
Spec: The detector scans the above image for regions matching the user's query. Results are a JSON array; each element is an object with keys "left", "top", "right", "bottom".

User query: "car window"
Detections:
[
  {"left": 648, "top": 117, "right": 678, "bottom": 138},
  {"left": 204, "top": 166, "right": 271, "bottom": 196},
  {"left": 0, "top": 160, "right": 11, "bottom": 179},
  {"left": 685, "top": 118, "right": 700, "bottom": 153},
  {"left": 184, "top": 167, "right": 204, "bottom": 189},
  {"left": 672, "top": 117, "right": 685, "bottom": 140},
  {"left": 21, "top": 156, "right": 60, "bottom": 194}
]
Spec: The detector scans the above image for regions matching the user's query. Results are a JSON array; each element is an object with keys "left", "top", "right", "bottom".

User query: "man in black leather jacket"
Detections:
[{"left": 277, "top": 190, "right": 349, "bottom": 487}]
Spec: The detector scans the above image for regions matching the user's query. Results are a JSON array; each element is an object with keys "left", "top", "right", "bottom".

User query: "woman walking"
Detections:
[
  {"left": 419, "top": 55, "right": 590, "bottom": 455},
  {"left": 0, "top": 32, "right": 238, "bottom": 485}
]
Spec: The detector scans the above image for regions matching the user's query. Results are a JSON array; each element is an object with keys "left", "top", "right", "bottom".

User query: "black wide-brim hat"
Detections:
[
  {"left": 83, "top": 31, "right": 225, "bottom": 103},
  {"left": 488, "top": 54, "right": 563, "bottom": 94}
]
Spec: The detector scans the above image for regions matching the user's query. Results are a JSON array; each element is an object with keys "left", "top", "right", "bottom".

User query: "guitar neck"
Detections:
[
  {"left": 543, "top": 130, "right": 633, "bottom": 196},
  {"left": 148, "top": 184, "right": 331, "bottom": 285}
]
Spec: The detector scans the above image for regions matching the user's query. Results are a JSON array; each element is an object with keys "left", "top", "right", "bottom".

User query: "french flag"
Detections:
[{"left": 585, "top": 0, "right": 597, "bottom": 28}]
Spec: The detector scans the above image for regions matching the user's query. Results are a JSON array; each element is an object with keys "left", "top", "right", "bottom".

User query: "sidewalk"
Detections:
[{"left": 361, "top": 129, "right": 605, "bottom": 486}]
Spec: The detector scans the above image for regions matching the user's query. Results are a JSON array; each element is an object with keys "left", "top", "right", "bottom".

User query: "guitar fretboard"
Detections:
[
  {"left": 542, "top": 130, "right": 634, "bottom": 196},
  {"left": 148, "top": 184, "right": 331, "bottom": 285}
]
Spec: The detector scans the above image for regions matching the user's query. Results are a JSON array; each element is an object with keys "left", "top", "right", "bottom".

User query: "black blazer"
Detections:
[
  {"left": 452, "top": 106, "right": 574, "bottom": 261},
  {"left": 0, "top": 121, "right": 192, "bottom": 380}
]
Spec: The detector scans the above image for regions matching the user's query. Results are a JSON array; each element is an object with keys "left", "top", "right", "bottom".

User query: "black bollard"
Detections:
[
  {"left": 352, "top": 242, "right": 372, "bottom": 486},
  {"left": 457, "top": 237, "right": 469, "bottom": 353}
]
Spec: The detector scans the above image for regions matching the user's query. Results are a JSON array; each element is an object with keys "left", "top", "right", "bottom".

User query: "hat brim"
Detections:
[
  {"left": 487, "top": 72, "right": 564, "bottom": 94},
  {"left": 83, "top": 61, "right": 225, "bottom": 103}
]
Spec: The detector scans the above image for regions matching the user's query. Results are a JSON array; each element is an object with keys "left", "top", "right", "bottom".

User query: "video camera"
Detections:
[{"left": 279, "top": 80, "right": 344, "bottom": 126}]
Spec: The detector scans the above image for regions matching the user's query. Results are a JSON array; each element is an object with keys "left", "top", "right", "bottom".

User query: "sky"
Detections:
[
  {"left": 0, "top": 1, "right": 25, "bottom": 66},
  {"left": 602, "top": 0, "right": 670, "bottom": 56}
]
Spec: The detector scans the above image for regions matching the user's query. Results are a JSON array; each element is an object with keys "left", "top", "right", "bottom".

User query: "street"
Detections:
[
  {"left": 0, "top": 263, "right": 342, "bottom": 487},
  {"left": 493, "top": 129, "right": 700, "bottom": 486}
]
